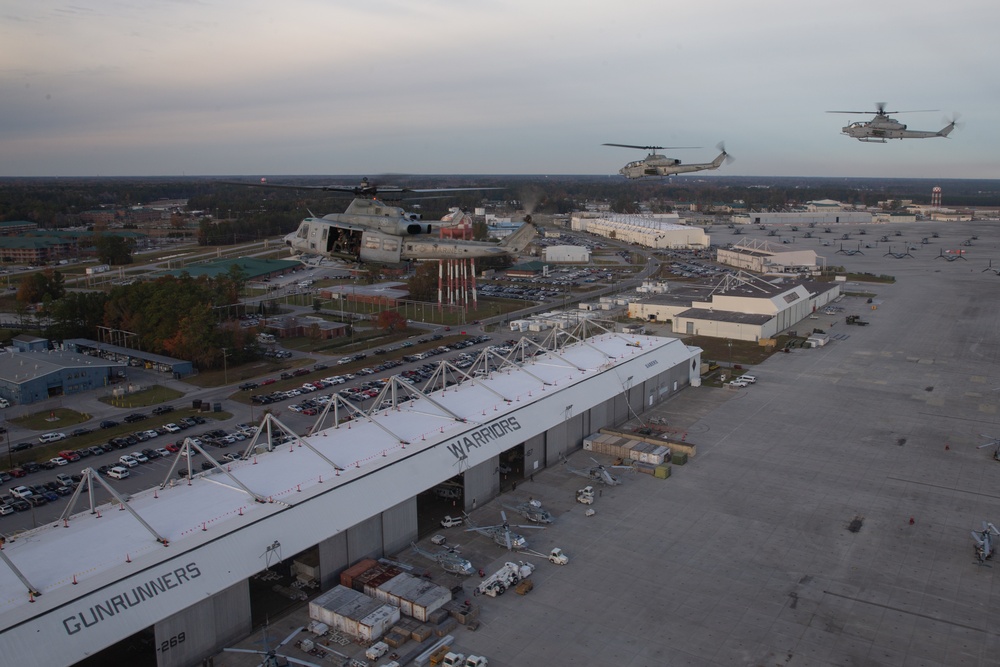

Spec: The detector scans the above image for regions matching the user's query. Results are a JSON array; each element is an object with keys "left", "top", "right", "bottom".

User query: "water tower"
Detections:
[{"left": 931, "top": 186, "right": 942, "bottom": 209}]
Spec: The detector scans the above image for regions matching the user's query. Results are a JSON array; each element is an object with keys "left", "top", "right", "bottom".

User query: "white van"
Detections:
[
  {"left": 107, "top": 466, "right": 130, "bottom": 480},
  {"left": 0, "top": 398, "right": 9, "bottom": 408}
]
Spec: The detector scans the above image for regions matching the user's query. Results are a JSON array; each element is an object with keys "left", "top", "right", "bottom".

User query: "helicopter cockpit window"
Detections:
[{"left": 297, "top": 225, "right": 309, "bottom": 239}]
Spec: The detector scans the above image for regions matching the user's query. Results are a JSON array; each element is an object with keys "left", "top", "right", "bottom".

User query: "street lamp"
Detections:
[
  {"left": 727, "top": 339, "right": 733, "bottom": 370},
  {"left": 221, "top": 347, "right": 229, "bottom": 385}
]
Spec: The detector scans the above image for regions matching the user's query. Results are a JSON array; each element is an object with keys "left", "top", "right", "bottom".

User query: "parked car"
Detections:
[
  {"left": 107, "top": 466, "right": 130, "bottom": 479},
  {"left": 151, "top": 405, "right": 175, "bottom": 416},
  {"left": 118, "top": 455, "right": 138, "bottom": 468},
  {"left": 100, "top": 420, "right": 119, "bottom": 429},
  {"left": 38, "top": 432, "right": 67, "bottom": 444},
  {"left": 48, "top": 457, "right": 69, "bottom": 467}
]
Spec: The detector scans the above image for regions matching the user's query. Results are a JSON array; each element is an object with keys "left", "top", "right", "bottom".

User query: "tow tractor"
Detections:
[{"left": 548, "top": 547, "right": 569, "bottom": 565}]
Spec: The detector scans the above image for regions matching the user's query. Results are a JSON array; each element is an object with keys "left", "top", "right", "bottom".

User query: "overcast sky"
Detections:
[{"left": 2, "top": 1, "right": 997, "bottom": 179}]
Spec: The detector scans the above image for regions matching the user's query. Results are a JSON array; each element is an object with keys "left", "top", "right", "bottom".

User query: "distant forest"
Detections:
[{"left": 1, "top": 175, "right": 998, "bottom": 227}]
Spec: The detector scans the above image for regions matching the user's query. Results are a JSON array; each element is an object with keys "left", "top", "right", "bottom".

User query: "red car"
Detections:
[
  {"left": 164, "top": 443, "right": 180, "bottom": 453},
  {"left": 259, "top": 378, "right": 277, "bottom": 386},
  {"left": 302, "top": 408, "right": 318, "bottom": 416},
  {"left": 8, "top": 468, "right": 26, "bottom": 478}
]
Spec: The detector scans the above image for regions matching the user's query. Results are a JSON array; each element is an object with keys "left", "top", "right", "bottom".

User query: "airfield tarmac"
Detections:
[{"left": 217, "top": 219, "right": 1000, "bottom": 667}]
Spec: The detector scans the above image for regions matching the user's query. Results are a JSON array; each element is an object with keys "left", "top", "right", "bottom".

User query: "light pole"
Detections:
[
  {"left": 221, "top": 348, "right": 229, "bottom": 386},
  {"left": 727, "top": 339, "right": 733, "bottom": 371}
]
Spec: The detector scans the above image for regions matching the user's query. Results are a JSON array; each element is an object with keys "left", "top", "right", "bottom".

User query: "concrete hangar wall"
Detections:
[{"left": 0, "top": 334, "right": 699, "bottom": 667}]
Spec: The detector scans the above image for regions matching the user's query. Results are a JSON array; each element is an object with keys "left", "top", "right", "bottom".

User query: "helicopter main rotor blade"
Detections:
[{"left": 602, "top": 143, "right": 700, "bottom": 150}]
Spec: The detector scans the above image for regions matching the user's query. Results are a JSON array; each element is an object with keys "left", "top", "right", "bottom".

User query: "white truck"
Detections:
[
  {"left": 440, "top": 515, "right": 464, "bottom": 528},
  {"left": 477, "top": 561, "right": 534, "bottom": 597},
  {"left": 464, "top": 657, "right": 488, "bottom": 667},
  {"left": 365, "top": 641, "right": 389, "bottom": 661},
  {"left": 548, "top": 547, "right": 569, "bottom": 565},
  {"left": 442, "top": 652, "right": 466, "bottom": 667}
]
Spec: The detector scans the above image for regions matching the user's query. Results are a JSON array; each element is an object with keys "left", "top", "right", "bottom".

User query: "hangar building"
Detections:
[
  {"left": 570, "top": 213, "right": 710, "bottom": 249},
  {"left": 628, "top": 273, "right": 842, "bottom": 341},
  {"left": 0, "top": 327, "right": 700, "bottom": 667},
  {"left": 717, "top": 239, "right": 825, "bottom": 275}
]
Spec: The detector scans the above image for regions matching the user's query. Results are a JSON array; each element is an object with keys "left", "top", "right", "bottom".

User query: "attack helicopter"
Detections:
[
  {"left": 827, "top": 103, "right": 958, "bottom": 143},
  {"left": 566, "top": 457, "right": 636, "bottom": 486},
  {"left": 464, "top": 510, "right": 544, "bottom": 551},
  {"left": 410, "top": 542, "right": 475, "bottom": 576},
  {"left": 603, "top": 142, "right": 731, "bottom": 178},
  {"left": 228, "top": 177, "right": 536, "bottom": 263}
]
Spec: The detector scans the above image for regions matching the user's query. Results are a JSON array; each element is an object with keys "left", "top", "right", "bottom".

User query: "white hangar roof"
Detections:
[{"left": 0, "top": 328, "right": 700, "bottom": 666}]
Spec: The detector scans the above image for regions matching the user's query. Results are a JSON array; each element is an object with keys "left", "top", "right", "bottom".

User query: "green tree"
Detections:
[{"left": 94, "top": 234, "right": 135, "bottom": 265}]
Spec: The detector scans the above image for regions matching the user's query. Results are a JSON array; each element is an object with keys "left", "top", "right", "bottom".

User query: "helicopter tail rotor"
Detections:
[{"left": 716, "top": 142, "right": 735, "bottom": 164}]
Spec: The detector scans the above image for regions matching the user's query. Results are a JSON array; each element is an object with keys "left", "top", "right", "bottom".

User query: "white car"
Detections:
[
  {"left": 129, "top": 451, "right": 149, "bottom": 463},
  {"left": 163, "top": 423, "right": 181, "bottom": 433},
  {"left": 119, "top": 455, "right": 138, "bottom": 468},
  {"left": 49, "top": 456, "right": 69, "bottom": 466},
  {"left": 728, "top": 379, "right": 749, "bottom": 388},
  {"left": 155, "top": 448, "right": 171, "bottom": 457}
]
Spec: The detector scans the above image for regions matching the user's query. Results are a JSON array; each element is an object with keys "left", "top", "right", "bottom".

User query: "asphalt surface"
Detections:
[{"left": 217, "top": 218, "right": 1000, "bottom": 667}]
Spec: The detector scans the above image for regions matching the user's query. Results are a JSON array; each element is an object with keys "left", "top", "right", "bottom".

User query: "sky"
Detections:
[{"left": 2, "top": 0, "right": 998, "bottom": 179}]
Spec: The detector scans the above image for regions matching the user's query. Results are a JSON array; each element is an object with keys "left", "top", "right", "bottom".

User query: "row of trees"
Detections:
[{"left": 19, "top": 272, "right": 256, "bottom": 370}]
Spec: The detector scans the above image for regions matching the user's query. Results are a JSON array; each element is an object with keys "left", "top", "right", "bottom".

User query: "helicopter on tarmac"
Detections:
[
  {"left": 566, "top": 457, "right": 636, "bottom": 486},
  {"left": 603, "top": 142, "right": 731, "bottom": 178},
  {"left": 977, "top": 434, "right": 1000, "bottom": 461},
  {"left": 827, "top": 103, "right": 958, "bottom": 143},
  {"left": 464, "top": 510, "right": 544, "bottom": 551},
  {"left": 502, "top": 498, "right": 554, "bottom": 524},
  {"left": 227, "top": 177, "right": 536, "bottom": 263},
  {"left": 410, "top": 542, "right": 475, "bottom": 576},
  {"left": 972, "top": 521, "right": 1000, "bottom": 564}
]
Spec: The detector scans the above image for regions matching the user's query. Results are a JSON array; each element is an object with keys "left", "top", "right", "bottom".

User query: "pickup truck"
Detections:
[{"left": 440, "top": 515, "right": 464, "bottom": 528}]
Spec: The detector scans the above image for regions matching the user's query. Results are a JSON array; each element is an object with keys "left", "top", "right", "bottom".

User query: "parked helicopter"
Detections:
[
  {"left": 502, "top": 498, "right": 554, "bottom": 524},
  {"left": 566, "top": 457, "right": 635, "bottom": 486},
  {"left": 464, "top": 510, "right": 544, "bottom": 551},
  {"left": 223, "top": 623, "right": 316, "bottom": 667},
  {"left": 228, "top": 177, "right": 535, "bottom": 263},
  {"left": 603, "top": 142, "right": 731, "bottom": 178},
  {"left": 827, "top": 103, "right": 957, "bottom": 143},
  {"left": 410, "top": 542, "right": 475, "bottom": 576},
  {"left": 977, "top": 434, "right": 1000, "bottom": 461},
  {"left": 972, "top": 521, "right": 1000, "bottom": 564}
]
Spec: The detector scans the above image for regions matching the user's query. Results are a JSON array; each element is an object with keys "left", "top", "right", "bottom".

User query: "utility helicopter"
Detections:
[
  {"left": 410, "top": 541, "right": 476, "bottom": 575},
  {"left": 228, "top": 177, "right": 536, "bottom": 263},
  {"left": 827, "top": 103, "right": 958, "bottom": 143},
  {"left": 972, "top": 521, "right": 1000, "bottom": 564},
  {"left": 502, "top": 498, "right": 554, "bottom": 524},
  {"left": 464, "top": 510, "right": 544, "bottom": 551},
  {"left": 566, "top": 457, "right": 636, "bottom": 486},
  {"left": 603, "top": 142, "right": 731, "bottom": 178}
]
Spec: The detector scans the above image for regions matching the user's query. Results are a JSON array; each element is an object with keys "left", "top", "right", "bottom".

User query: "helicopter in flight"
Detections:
[
  {"left": 410, "top": 542, "right": 475, "bottom": 576},
  {"left": 603, "top": 142, "right": 731, "bottom": 178},
  {"left": 229, "top": 177, "right": 536, "bottom": 263},
  {"left": 827, "top": 103, "right": 958, "bottom": 143}
]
